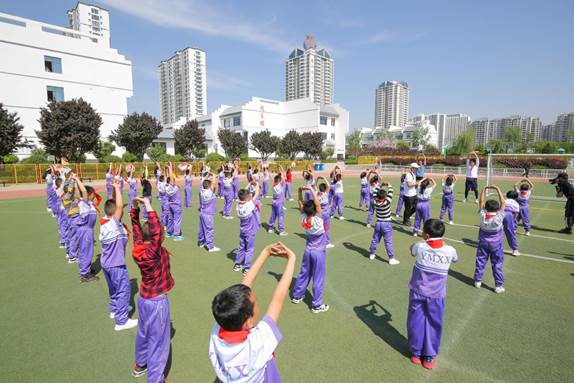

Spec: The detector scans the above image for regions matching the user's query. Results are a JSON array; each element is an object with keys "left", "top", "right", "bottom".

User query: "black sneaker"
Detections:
[
  {"left": 558, "top": 227, "right": 572, "bottom": 234},
  {"left": 132, "top": 364, "right": 147, "bottom": 378},
  {"left": 80, "top": 273, "right": 99, "bottom": 283},
  {"left": 242, "top": 268, "right": 250, "bottom": 276},
  {"left": 233, "top": 264, "right": 242, "bottom": 272}
]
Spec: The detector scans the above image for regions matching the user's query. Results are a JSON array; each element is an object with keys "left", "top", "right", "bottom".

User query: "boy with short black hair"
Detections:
[
  {"left": 515, "top": 178, "right": 534, "bottom": 236},
  {"left": 209, "top": 242, "right": 296, "bottom": 383},
  {"left": 368, "top": 183, "right": 398, "bottom": 264},
  {"left": 407, "top": 219, "right": 458, "bottom": 370},
  {"left": 235, "top": 183, "right": 261, "bottom": 275},
  {"left": 267, "top": 166, "right": 288, "bottom": 236},
  {"left": 504, "top": 190, "right": 520, "bottom": 256}
]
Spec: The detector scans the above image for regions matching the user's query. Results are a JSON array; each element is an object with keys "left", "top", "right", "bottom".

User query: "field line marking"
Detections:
[{"left": 449, "top": 222, "right": 574, "bottom": 244}]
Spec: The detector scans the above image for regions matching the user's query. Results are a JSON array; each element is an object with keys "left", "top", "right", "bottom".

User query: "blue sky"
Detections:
[{"left": 2, "top": 0, "right": 573, "bottom": 128}]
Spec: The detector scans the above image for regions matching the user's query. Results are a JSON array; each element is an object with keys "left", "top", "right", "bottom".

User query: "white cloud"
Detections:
[{"left": 100, "top": 0, "right": 293, "bottom": 53}]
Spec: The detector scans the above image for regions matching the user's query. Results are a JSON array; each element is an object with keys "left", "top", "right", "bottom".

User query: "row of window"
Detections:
[
  {"left": 320, "top": 116, "right": 336, "bottom": 126},
  {"left": 223, "top": 116, "right": 241, "bottom": 128}
]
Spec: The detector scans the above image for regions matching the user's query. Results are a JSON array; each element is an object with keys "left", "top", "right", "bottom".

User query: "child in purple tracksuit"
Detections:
[
  {"left": 474, "top": 185, "right": 507, "bottom": 294},
  {"left": 515, "top": 178, "right": 533, "bottom": 236},
  {"left": 71, "top": 175, "right": 100, "bottom": 283},
  {"left": 407, "top": 219, "right": 458, "bottom": 370},
  {"left": 439, "top": 174, "right": 456, "bottom": 225},
  {"left": 45, "top": 167, "right": 54, "bottom": 213},
  {"left": 291, "top": 186, "right": 330, "bottom": 314},
  {"left": 126, "top": 169, "right": 138, "bottom": 211},
  {"left": 359, "top": 171, "right": 370, "bottom": 210},
  {"left": 316, "top": 177, "right": 334, "bottom": 249},
  {"left": 106, "top": 163, "right": 114, "bottom": 200},
  {"left": 366, "top": 170, "right": 380, "bottom": 227},
  {"left": 413, "top": 177, "right": 436, "bottom": 236},
  {"left": 268, "top": 167, "right": 288, "bottom": 236},
  {"left": 234, "top": 183, "right": 261, "bottom": 275},
  {"left": 395, "top": 172, "right": 407, "bottom": 218},
  {"left": 157, "top": 174, "right": 169, "bottom": 227},
  {"left": 368, "top": 183, "right": 399, "bottom": 264},
  {"left": 222, "top": 171, "right": 235, "bottom": 219},
  {"left": 166, "top": 163, "right": 184, "bottom": 241},
  {"left": 184, "top": 168, "right": 193, "bottom": 208},
  {"left": 302, "top": 167, "right": 315, "bottom": 201},
  {"left": 198, "top": 173, "right": 221, "bottom": 252},
  {"left": 330, "top": 169, "right": 344, "bottom": 220},
  {"left": 232, "top": 161, "right": 240, "bottom": 200},
  {"left": 504, "top": 190, "right": 521, "bottom": 256},
  {"left": 217, "top": 166, "right": 225, "bottom": 199},
  {"left": 285, "top": 167, "right": 293, "bottom": 201},
  {"left": 100, "top": 180, "right": 137, "bottom": 331},
  {"left": 262, "top": 166, "right": 270, "bottom": 198}
]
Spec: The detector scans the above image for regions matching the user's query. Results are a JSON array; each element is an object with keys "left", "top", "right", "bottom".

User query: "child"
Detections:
[
  {"left": 366, "top": 170, "right": 380, "bottom": 227},
  {"left": 156, "top": 167, "right": 169, "bottom": 227},
  {"left": 114, "top": 164, "right": 124, "bottom": 195},
  {"left": 330, "top": 168, "right": 345, "bottom": 220},
  {"left": 217, "top": 166, "right": 225, "bottom": 199},
  {"left": 268, "top": 167, "right": 288, "bottom": 236},
  {"left": 415, "top": 154, "right": 427, "bottom": 181},
  {"left": 130, "top": 197, "right": 175, "bottom": 382},
  {"left": 235, "top": 183, "right": 261, "bottom": 275},
  {"left": 198, "top": 173, "right": 221, "bottom": 252},
  {"left": 106, "top": 163, "right": 114, "bottom": 200},
  {"left": 439, "top": 174, "right": 456, "bottom": 225},
  {"left": 63, "top": 180, "right": 80, "bottom": 264},
  {"left": 54, "top": 177, "right": 68, "bottom": 248},
  {"left": 504, "top": 190, "right": 521, "bottom": 256},
  {"left": 302, "top": 166, "right": 315, "bottom": 201},
  {"left": 407, "top": 219, "right": 458, "bottom": 369},
  {"left": 413, "top": 177, "right": 436, "bottom": 236},
  {"left": 233, "top": 160, "right": 240, "bottom": 200},
  {"left": 100, "top": 179, "right": 137, "bottom": 331},
  {"left": 71, "top": 174, "right": 101, "bottom": 283},
  {"left": 368, "top": 183, "right": 399, "bottom": 264},
  {"left": 166, "top": 163, "right": 184, "bottom": 240},
  {"left": 262, "top": 166, "right": 270, "bottom": 198},
  {"left": 316, "top": 176, "right": 334, "bottom": 249},
  {"left": 515, "top": 178, "right": 533, "bottom": 236},
  {"left": 247, "top": 175, "right": 262, "bottom": 229},
  {"left": 463, "top": 151, "right": 479, "bottom": 204},
  {"left": 284, "top": 166, "right": 293, "bottom": 201},
  {"left": 126, "top": 168, "right": 138, "bottom": 211},
  {"left": 184, "top": 166, "right": 193, "bottom": 208},
  {"left": 140, "top": 170, "right": 152, "bottom": 221},
  {"left": 474, "top": 185, "right": 506, "bottom": 294},
  {"left": 209, "top": 242, "right": 296, "bottom": 382},
  {"left": 395, "top": 172, "right": 407, "bottom": 218},
  {"left": 45, "top": 167, "right": 54, "bottom": 214},
  {"left": 291, "top": 186, "right": 330, "bottom": 313},
  {"left": 359, "top": 171, "right": 370, "bottom": 210},
  {"left": 222, "top": 170, "right": 235, "bottom": 219}
]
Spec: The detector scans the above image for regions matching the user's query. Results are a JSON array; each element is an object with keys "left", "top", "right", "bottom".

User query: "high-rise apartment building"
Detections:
[
  {"left": 285, "top": 33, "right": 334, "bottom": 104},
  {"left": 472, "top": 115, "right": 542, "bottom": 146},
  {"left": 551, "top": 113, "right": 574, "bottom": 142},
  {"left": 67, "top": 2, "right": 110, "bottom": 47},
  {"left": 424, "top": 113, "right": 471, "bottom": 151},
  {"left": 159, "top": 47, "right": 207, "bottom": 127},
  {"left": 374, "top": 81, "right": 409, "bottom": 129}
]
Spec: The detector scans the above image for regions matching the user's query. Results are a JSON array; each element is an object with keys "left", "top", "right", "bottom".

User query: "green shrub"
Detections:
[
  {"left": 21, "top": 149, "right": 49, "bottom": 164},
  {"left": 2, "top": 154, "right": 19, "bottom": 164},
  {"left": 122, "top": 151, "right": 138, "bottom": 163},
  {"left": 101, "top": 154, "right": 122, "bottom": 163},
  {"left": 206, "top": 152, "right": 225, "bottom": 162}
]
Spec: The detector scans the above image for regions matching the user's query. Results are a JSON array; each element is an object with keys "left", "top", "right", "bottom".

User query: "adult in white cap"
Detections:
[{"left": 402, "top": 162, "right": 420, "bottom": 225}]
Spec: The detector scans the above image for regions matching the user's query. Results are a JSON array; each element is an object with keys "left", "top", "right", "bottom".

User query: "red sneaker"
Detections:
[
  {"left": 422, "top": 357, "right": 436, "bottom": 369},
  {"left": 410, "top": 355, "right": 422, "bottom": 365}
]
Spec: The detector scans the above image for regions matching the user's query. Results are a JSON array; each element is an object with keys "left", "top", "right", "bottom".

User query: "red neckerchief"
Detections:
[
  {"left": 218, "top": 327, "right": 250, "bottom": 344},
  {"left": 375, "top": 199, "right": 385, "bottom": 204},
  {"left": 99, "top": 216, "right": 131, "bottom": 238},
  {"left": 485, "top": 212, "right": 497, "bottom": 219},
  {"left": 317, "top": 192, "right": 324, "bottom": 197},
  {"left": 520, "top": 191, "right": 528, "bottom": 196},
  {"left": 426, "top": 238, "right": 444, "bottom": 249},
  {"left": 301, "top": 216, "right": 313, "bottom": 229},
  {"left": 371, "top": 182, "right": 377, "bottom": 186}
]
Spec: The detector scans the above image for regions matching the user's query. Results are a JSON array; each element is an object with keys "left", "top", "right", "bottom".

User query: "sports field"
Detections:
[{"left": 1, "top": 176, "right": 573, "bottom": 382}]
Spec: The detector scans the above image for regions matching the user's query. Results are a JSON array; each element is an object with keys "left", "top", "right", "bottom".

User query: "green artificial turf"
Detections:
[{"left": 0, "top": 177, "right": 573, "bottom": 382}]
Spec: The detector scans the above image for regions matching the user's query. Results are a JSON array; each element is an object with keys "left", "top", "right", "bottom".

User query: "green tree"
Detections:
[
  {"left": 2, "top": 154, "right": 19, "bottom": 164},
  {"left": 122, "top": 151, "right": 138, "bottom": 163},
  {"left": 205, "top": 152, "right": 225, "bottom": 162},
  {"left": 375, "top": 130, "right": 397, "bottom": 148},
  {"left": 503, "top": 126, "right": 521, "bottom": 151},
  {"left": 20, "top": 148, "right": 49, "bottom": 164},
  {"left": 487, "top": 139, "right": 505, "bottom": 154},
  {"left": 0, "top": 103, "right": 25, "bottom": 160},
  {"left": 278, "top": 130, "right": 303, "bottom": 160},
  {"left": 300, "top": 132, "right": 323, "bottom": 160},
  {"left": 346, "top": 130, "right": 362, "bottom": 158},
  {"left": 174, "top": 120, "right": 205, "bottom": 159},
  {"left": 111, "top": 113, "right": 162, "bottom": 161},
  {"left": 218, "top": 130, "right": 247, "bottom": 159},
  {"left": 36, "top": 98, "right": 101, "bottom": 162},
  {"left": 250, "top": 129, "right": 280, "bottom": 160},
  {"left": 320, "top": 147, "right": 335, "bottom": 160},
  {"left": 396, "top": 141, "right": 410, "bottom": 149},
  {"left": 533, "top": 140, "right": 559, "bottom": 154},
  {"left": 92, "top": 140, "right": 116, "bottom": 163},
  {"left": 411, "top": 126, "right": 430, "bottom": 149},
  {"left": 450, "top": 128, "right": 475, "bottom": 155},
  {"left": 146, "top": 143, "right": 167, "bottom": 162}
]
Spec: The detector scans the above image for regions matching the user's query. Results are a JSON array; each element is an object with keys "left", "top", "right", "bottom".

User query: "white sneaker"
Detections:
[
  {"left": 366, "top": 223, "right": 371, "bottom": 228},
  {"left": 326, "top": 243, "right": 335, "bottom": 249},
  {"left": 291, "top": 297, "right": 303, "bottom": 304},
  {"left": 114, "top": 318, "right": 138, "bottom": 331},
  {"left": 525, "top": 231, "right": 531, "bottom": 236},
  {"left": 110, "top": 305, "right": 133, "bottom": 319},
  {"left": 511, "top": 249, "right": 521, "bottom": 256},
  {"left": 339, "top": 216, "right": 345, "bottom": 220},
  {"left": 463, "top": 198, "right": 467, "bottom": 203},
  {"left": 475, "top": 199, "right": 479, "bottom": 204},
  {"left": 413, "top": 233, "right": 418, "bottom": 237},
  {"left": 289, "top": 198, "right": 294, "bottom": 201},
  {"left": 369, "top": 253, "right": 376, "bottom": 260},
  {"left": 311, "top": 304, "right": 330, "bottom": 314},
  {"left": 268, "top": 229, "right": 274, "bottom": 234},
  {"left": 283, "top": 207, "right": 287, "bottom": 210},
  {"left": 449, "top": 221, "right": 454, "bottom": 225},
  {"left": 474, "top": 281, "right": 482, "bottom": 288},
  {"left": 279, "top": 232, "right": 288, "bottom": 236},
  {"left": 388, "top": 258, "right": 400, "bottom": 265},
  {"left": 494, "top": 286, "right": 506, "bottom": 294},
  {"left": 208, "top": 247, "right": 221, "bottom": 252},
  {"left": 395, "top": 213, "right": 400, "bottom": 218}
]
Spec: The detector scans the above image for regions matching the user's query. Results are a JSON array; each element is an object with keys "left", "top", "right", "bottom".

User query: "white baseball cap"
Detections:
[{"left": 409, "top": 162, "right": 420, "bottom": 168}]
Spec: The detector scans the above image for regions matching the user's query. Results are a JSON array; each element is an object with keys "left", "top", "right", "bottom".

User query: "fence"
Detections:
[
  {"left": 0, "top": 160, "right": 316, "bottom": 185},
  {"left": 370, "top": 164, "right": 567, "bottom": 179}
]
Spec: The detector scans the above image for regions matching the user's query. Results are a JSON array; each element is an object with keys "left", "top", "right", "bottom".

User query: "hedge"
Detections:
[{"left": 357, "top": 155, "right": 568, "bottom": 169}]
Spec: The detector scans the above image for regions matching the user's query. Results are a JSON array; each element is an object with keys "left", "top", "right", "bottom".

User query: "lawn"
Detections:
[{"left": 0, "top": 176, "right": 573, "bottom": 382}]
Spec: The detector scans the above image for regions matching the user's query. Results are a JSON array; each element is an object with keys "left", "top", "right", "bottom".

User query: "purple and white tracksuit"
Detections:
[
  {"left": 292, "top": 214, "right": 327, "bottom": 308},
  {"left": 106, "top": 172, "right": 114, "bottom": 200},
  {"left": 247, "top": 183, "right": 262, "bottom": 228},
  {"left": 235, "top": 200, "right": 259, "bottom": 270},
  {"left": 407, "top": 240, "right": 458, "bottom": 358},
  {"left": 318, "top": 192, "right": 331, "bottom": 244},
  {"left": 127, "top": 177, "right": 137, "bottom": 211},
  {"left": 262, "top": 170, "right": 270, "bottom": 198},
  {"left": 198, "top": 187, "right": 217, "bottom": 249},
  {"left": 369, "top": 186, "right": 395, "bottom": 259},
  {"left": 516, "top": 189, "right": 531, "bottom": 232},
  {"left": 439, "top": 183, "right": 455, "bottom": 222},
  {"left": 233, "top": 174, "right": 240, "bottom": 200},
  {"left": 304, "top": 178, "right": 315, "bottom": 201},
  {"left": 330, "top": 180, "right": 344, "bottom": 217},
  {"left": 114, "top": 175, "right": 124, "bottom": 195},
  {"left": 76, "top": 199, "right": 97, "bottom": 276},
  {"left": 359, "top": 178, "right": 370, "bottom": 209},
  {"left": 157, "top": 181, "right": 169, "bottom": 227},
  {"left": 474, "top": 210, "right": 505, "bottom": 287},
  {"left": 413, "top": 186, "right": 433, "bottom": 234},
  {"left": 166, "top": 183, "right": 182, "bottom": 236},
  {"left": 184, "top": 175, "right": 193, "bottom": 208},
  {"left": 367, "top": 182, "right": 380, "bottom": 225},
  {"left": 328, "top": 177, "right": 336, "bottom": 206},
  {"left": 503, "top": 199, "right": 519, "bottom": 251},
  {"left": 222, "top": 178, "right": 234, "bottom": 217},
  {"left": 395, "top": 182, "right": 405, "bottom": 216},
  {"left": 217, "top": 172, "right": 225, "bottom": 198},
  {"left": 268, "top": 182, "right": 285, "bottom": 233},
  {"left": 100, "top": 216, "right": 131, "bottom": 325}
]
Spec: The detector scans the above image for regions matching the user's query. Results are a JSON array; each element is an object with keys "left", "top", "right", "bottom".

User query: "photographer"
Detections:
[{"left": 550, "top": 172, "right": 574, "bottom": 234}]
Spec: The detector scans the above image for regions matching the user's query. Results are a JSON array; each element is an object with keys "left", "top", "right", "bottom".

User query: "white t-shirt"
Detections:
[
  {"left": 466, "top": 158, "right": 479, "bottom": 178},
  {"left": 417, "top": 186, "right": 434, "bottom": 201},
  {"left": 404, "top": 172, "right": 417, "bottom": 197}
]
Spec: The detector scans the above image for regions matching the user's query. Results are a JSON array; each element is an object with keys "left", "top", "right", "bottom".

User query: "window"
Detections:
[
  {"left": 46, "top": 86, "right": 64, "bottom": 102},
  {"left": 44, "top": 56, "right": 62, "bottom": 73},
  {"left": 233, "top": 116, "right": 241, "bottom": 126},
  {"left": 331, "top": 133, "right": 335, "bottom": 140},
  {"left": 224, "top": 118, "right": 231, "bottom": 128},
  {"left": 91, "top": 8, "right": 99, "bottom": 14},
  {"left": 331, "top": 118, "right": 335, "bottom": 126},
  {"left": 320, "top": 133, "right": 327, "bottom": 140},
  {"left": 320, "top": 116, "right": 328, "bottom": 125}
]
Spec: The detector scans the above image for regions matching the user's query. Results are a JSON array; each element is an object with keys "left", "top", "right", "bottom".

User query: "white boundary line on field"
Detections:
[{"left": 448, "top": 222, "right": 574, "bottom": 244}]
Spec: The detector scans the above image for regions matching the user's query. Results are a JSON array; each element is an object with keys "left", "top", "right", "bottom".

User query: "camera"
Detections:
[{"left": 549, "top": 172, "right": 568, "bottom": 185}]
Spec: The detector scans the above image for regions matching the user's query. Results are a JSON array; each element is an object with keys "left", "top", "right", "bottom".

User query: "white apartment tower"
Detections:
[
  {"left": 159, "top": 47, "right": 207, "bottom": 127},
  {"left": 552, "top": 113, "right": 574, "bottom": 142},
  {"left": 424, "top": 113, "right": 471, "bottom": 151},
  {"left": 285, "top": 33, "right": 334, "bottom": 104},
  {"left": 374, "top": 81, "right": 409, "bottom": 129},
  {"left": 67, "top": 2, "right": 110, "bottom": 47}
]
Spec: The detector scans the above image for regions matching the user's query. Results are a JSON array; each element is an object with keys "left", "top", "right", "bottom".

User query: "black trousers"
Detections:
[
  {"left": 403, "top": 196, "right": 417, "bottom": 224},
  {"left": 566, "top": 198, "right": 574, "bottom": 228}
]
